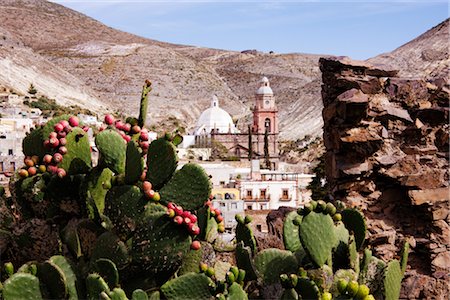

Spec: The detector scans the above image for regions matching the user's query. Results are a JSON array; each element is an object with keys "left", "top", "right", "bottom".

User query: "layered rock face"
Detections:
[{"left": 320, "top": 57, "right": 449, "bottom": 299}]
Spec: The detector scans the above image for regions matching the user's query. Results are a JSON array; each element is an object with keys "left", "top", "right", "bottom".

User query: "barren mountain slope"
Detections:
[
  {"left": 0, "top": 0, "right": 325, "bottom": 139},
  {"left": 0, "top": 0, "right": 447, "bottom": 141},
  {"left": 369, "top": 18, "right": 449, "bottom": 79},
  {"left": 0, "top": 25, "right": 103, "bottom": 111}
]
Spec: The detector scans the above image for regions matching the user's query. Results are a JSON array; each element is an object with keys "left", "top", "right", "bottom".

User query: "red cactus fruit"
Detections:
[
  {"left": 142, "top": 181, "right": 152, "bottom": 191},
  {"left": 57, "top": 168, "right": 67, "bottom": 178},
  {"left": 173, "top": 216, "right": 183, "bottom": 225},
  {"left": 191, "top": 241, "right": 201, "bottom": 250},
  {"left": 58, "top": 146, "right": 68, "bottom": 155},
  {"left": 43, "top": 154, "right": 53, "bottom": 164},
  {"left": 68, "top": 116, "right": 79, "bottom": 127},
  {"left": 104, "top": 114, "right": 115, "bottom": 125},
  {"left": 53, "top": 153, "right": 63, "bottom": 164},
  {"left": 18, "top": 169, "right": 29, "bottom": 178},
  {"left": 54, "top": 123, "right": 64, "bottom": 132},
  {"left": 28, "top": 166, "right": 37, "bottom": 176}
]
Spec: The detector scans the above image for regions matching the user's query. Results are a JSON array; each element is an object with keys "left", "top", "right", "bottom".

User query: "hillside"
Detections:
[
  {"left": 369, "top": 18, "right": 449, "bottom": 79},
  {"left": 0, "top": 0, "right": 447, "bottom": 141}
]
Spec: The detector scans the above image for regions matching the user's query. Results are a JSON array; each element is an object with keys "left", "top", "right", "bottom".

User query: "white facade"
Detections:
[{"left": 212, "top": 199, "right": 245, "bottom": 229}]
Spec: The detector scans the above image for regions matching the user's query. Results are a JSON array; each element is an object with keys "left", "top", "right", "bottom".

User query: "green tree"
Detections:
[
  {"left": 28, "top": 83, "right": 37, "bottom": 95},
  {"left": 248, "top": 125, "right": 253, "bottom": 161},
  {"left": 264, "top": 128, "right": 271, "bottom": 169},
  {"left": 307, "top": 153, "right": 329, "bottom": 200}
]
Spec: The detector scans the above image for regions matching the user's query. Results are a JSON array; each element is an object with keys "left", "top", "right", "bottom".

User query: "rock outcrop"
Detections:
[{"left": 320, "top": 56, "right": 449, "bottom": 299}]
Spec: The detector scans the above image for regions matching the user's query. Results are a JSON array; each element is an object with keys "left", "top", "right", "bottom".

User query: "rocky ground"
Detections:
[{"left": 320, "top": 56, "right": 449, "bottom": 299}]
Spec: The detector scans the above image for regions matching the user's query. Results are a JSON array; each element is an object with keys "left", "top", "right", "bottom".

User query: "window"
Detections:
[
  {"left": 9, "top": 161, "right": 15, "bottom": 171},
  {"left": 246, "top": 190, "right": 252, "bottom": 199},
  {"left": 220, "top": 181, "right": 225, "bottom": 186},
  {"left": 260, "top": 189, "right": 266, "bottom": 199},
  {"left": 220, "top": 202, "right": 226, "bottom": 208},
  {"left": 247, "top": 205, "right": 253, "bottom": 210},
  {"left": 256, "top": 225, "right": 262, "bottom": 231},
  {"left": 260, "top": 204, "right": 266, "bottom": 210},
  {"left": 8, "top": 149, "right": 13, "bottom": 155},
  {"left": 264, "top": 118, "right": 271, "bottom": 132},
  {"left": 0, "top": 162, "right": 3, "bottom": 171},
  {"left": 282, "top": 189, "right": 289, "bottom": 200}
]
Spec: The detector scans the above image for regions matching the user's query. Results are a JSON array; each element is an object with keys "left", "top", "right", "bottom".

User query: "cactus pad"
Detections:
[
  {"left": 281, "top": 288, "right": 298, "bottom": 300},
  {"left": 125, "top": 141, "right": 143, "bottom": 184},
  {"left": 295, "top": 277, "right": 320, "bottom": 299},
  {"left": 348, "top": 234, "right": 360, "bottom": 275},
  {"left": 3, "top": 273, "right": 43, "bottom": 300},
  {"left": 227, "top": 282, "right": 248, "bottom": 300},
  {"left": 91, "top": 258, "right": 119, "bottom": 288},
  {"left": 91, "top": 231, "right": 130, "bottom": 270},
  {"left": 400, "top": 241, "right": 409, "bottom": 275},
  {"left": 283, "top": 211, "right": 302, "bottom": 252},
  {"left": 96, "top": 129, "right": 126, "bottom": 174},
  {"left": 299, "top": 211, "right": 336, "bottom": 267},
  {"left": 254, "top": 248, "right": 298, "bottom": 284},
  {"left": 160, "top": 273, "right": 213, "bottom": 300},
  {"left": 84, "top": 167, "right": 114, "bottom": 218},
  {"left": 383, "top": 260, "right": 402, "bottom": 300},
  {"left": 22, "top": 127, "right": 46, "bottom": 159},
  {"left": 49, "top": 255, "right": 79, "bottom": 300},
  {"left": 104, "top": 185, "right": 146, "bottom": 238},
  {"left": 146, "top": 138, "right": 178, "bottom": 190},
  {"left": 86, "top": 273, "right": 110, "bottom": 300},
  {"left": 159, "top": 163, "right": 211, "bottom": 211},
  {"left": 341, "top": 208, "right": 366, "bottom": 250},
  {"left": 138, "top": 80, "right": 152, "bottom": 127},
  {"left": 37, "top": 260, "right": 68, "bottom": 299},
  {"left": 132, "top": 215, "right": 191, "bottom": 276},
  {"left": 59, "top": 127, "right": 92, "bottom": 174},
  {"left": 235, "top": 241, "right": 257, "bottom": 280},
  {"left": 235, "top": 220, "right": 257, "bottom": 255},
  {"left": 132, "top": 289, "right": 149, "bottom": 300}
]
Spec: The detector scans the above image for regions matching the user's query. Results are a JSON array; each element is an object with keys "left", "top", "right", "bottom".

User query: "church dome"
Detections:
[
  {"left": 195, "top": 96, "right": 239, "bottom": 135},
  {"left": 256, "top": 76, "right": 273, "bottom": 95}
]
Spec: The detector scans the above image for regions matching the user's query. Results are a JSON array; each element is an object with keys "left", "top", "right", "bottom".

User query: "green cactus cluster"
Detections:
[{"left": 0, "top": 80, "right": 409, "bottom": 300}]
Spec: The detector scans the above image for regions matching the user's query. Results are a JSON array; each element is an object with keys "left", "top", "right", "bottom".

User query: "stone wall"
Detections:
[{"left": 320, "top": 57, "right": 449, "bottom": 299}]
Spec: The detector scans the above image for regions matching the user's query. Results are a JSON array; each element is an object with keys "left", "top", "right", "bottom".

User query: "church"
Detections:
[{"left": 193, "top": 77, "right": 279, "bottom": 169}]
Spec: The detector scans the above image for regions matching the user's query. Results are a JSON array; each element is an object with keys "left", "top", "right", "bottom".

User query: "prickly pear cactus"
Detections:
[
  {"left": 96, "top": 129, "right": 126, "bottom": 174},
  {"left": 131, "top": 215, "right": 191, "bottom": 276},
  {"left": 341, "top": 208, "right": 366, "bottom": 250},
  {"left": 125, "top": 141, "right": 143, "bottom": 184},
  {"left": 383, "top": 260, "right": 402, "bottom": 300},
  {"left": 2, "top": 272, "right": 43, "bottom": 300},
  {"left": 160, "top": 273, "right": 213, "bottom": 300},
  {"left": 159, "top": 163, "right": 211, "bottom": 211},
  {"left": 58, "top": 127, "right": 91, "bottom": 174},
  {"left": 235, "top": 215, "right": 257, "bottom": 255},
  {"left": 104, "top": 185, "right": 146, "bottom": 238},
  {"left": 254, "top": 248, "right": 298, "bottom": 284},
  {"left": 299, "top": 211, "right": 336, "bottom": 267},
  {"left": 283, "top": 211, "right": 302, "bottom": 252},
  {"left": 146, "top": 137, "right": 178, "bottom": 190}
]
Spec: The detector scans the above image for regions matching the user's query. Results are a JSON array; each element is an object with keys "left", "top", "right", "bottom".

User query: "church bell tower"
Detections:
[{"left": 252, "top": 77, "right": 279, "bottom": 166}]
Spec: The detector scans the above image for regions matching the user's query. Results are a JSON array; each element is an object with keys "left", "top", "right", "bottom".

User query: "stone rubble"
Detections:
[{"left": 320, "top": 56, "right": 449, "bottom": 299}]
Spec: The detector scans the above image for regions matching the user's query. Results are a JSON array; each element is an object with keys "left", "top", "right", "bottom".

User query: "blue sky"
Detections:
[{"left": 52, "top": 0, "right": 448, "bottom": 59}]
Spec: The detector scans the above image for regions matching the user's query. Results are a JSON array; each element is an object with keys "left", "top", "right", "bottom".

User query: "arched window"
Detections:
[{"left": 264, "top": 118, "right": 271, "bottom": 132}]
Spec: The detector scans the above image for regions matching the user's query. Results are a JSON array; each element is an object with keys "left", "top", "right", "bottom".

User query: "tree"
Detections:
[
  {"left": 307, "top": 153, "right": 329, "bottom": 200},
  {"left": 264, "top": 128, "right": 271, "bottom": 169},
  {"left": 248, "top": 125, "right": 253, "bottom": 161},
  {"left": 28, "top": 83, "right": 37, "bottom": 95}
]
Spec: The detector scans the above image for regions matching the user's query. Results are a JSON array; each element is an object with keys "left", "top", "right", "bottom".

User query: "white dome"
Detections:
[
  {"left": 195, "top": 96, "right": 239, "bottom": 135},
  {"left": 256, "top": 76, "right": 273, "bottom": 94}
]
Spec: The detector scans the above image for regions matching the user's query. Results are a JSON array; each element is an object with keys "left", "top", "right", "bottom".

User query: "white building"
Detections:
[
  {"left": 198, "top": 161, "right": 314, "bottom": 211},
  {"left": 194, "top": 95, "right": 239, "bottom": 136}
]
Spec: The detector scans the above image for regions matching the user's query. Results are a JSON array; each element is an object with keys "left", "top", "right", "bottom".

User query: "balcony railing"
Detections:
[
  {"left": 279, "top": 197, "right": 292, "bottom": 202},
  {"left": 243, "top": 195, "right": 271, "bottom": 202}
]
